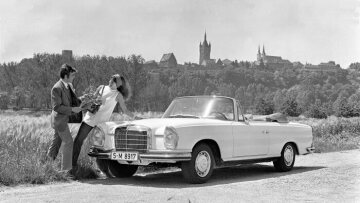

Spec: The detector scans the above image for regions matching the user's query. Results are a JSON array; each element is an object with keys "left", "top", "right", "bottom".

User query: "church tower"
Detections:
[
  {"left": 262, "top": 45, "right": 266, "bottom": 57},
  {"left": 262, "top": 45, "right": 266, "bottom": 63},
  {"left": 199, "top": 32, "right": 211, "bottom": 65},
  {"left": 257, "top": 45, "right": 262, "bottom": 61}
]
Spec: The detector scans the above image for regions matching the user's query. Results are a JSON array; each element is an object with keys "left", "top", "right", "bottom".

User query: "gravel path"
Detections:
[{"left": 1, "top": 150, "right": 360, "bottom": 203}]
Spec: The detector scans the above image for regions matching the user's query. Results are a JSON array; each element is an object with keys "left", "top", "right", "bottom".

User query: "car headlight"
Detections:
[
  {"left": 164, "top": 126, "right": 178, "bottom": 150},
  {"left": 90, "top": 126, "right": 105, "bottom": 147}
]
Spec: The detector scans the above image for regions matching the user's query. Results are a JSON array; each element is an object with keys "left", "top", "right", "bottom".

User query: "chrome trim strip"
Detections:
[
  {"left": 88, "top": 151, "right": 191, "bottom": 161},
  {"left": 140, "top": 153, "right": 191, "bottom": 161}
]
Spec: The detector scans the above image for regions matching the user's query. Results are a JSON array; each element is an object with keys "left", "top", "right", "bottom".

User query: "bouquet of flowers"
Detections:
[{"left": 80, "top": 85, "right": 103, "bottom": 114}]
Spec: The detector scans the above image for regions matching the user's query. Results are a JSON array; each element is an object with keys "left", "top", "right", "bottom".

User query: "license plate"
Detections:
[{"left": 110, "top": 152, "right": 138, "bottom": 161}]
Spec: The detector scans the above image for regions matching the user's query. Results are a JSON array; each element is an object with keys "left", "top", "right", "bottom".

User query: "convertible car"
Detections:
[{"left": 88, "top": 95, "right": 314, "bottom": 184}]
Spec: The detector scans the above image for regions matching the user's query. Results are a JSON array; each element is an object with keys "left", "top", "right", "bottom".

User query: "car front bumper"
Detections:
[{"left": 88, "top": 148, "right": 192, "bottom": 162}]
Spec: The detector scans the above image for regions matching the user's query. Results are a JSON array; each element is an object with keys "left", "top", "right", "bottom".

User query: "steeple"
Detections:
[
  {"left": 258, "top": 45, "right": 261, "bottom": 54},
  {"left": 203, "top": 31, "right": 208, "bottom": 46},
  {"left": 199, "top": 31, "right": 211, "bottom": 65},
  {"left": 262, "top": 45, "right": 266, "bottom": 56}
]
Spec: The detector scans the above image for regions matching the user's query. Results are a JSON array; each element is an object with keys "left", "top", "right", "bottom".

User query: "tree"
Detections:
[
  {"left": 10, "top": 86, "right": 29, "bottom": 109},
  {"left": 254, "top": 98, "right": 274, "bottom": 115},
  {"left": 0, "top": 92, "right": 9, "bottom": 109},
  {"left": 305, "top": 100, "right": 327, "bottom": 119},
  {"left": 333, "top": 95, "right": 353, "bottom": 117},
  {"left": 348, "top": 62, "right": 360, "bottom": 70},
  {"left": 126, "top": 55, "right": 146, "bottom": 111},
  {"left": 280, "top": 96, "right": 300, "bottom": 117}
]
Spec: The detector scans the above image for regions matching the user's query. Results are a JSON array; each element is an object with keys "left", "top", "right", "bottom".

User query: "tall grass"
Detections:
[
  {"left": 293, "top": 116, "right": 360, "bottom": 153},
  {"left": 1, "top": 110, "right": 359, "bottom": 186},
  {"left": 0, "top": 111, "right": 162, "bottom": 186},
  {"left": 0, "top": 112, "right": 69, "bottom": 186}
]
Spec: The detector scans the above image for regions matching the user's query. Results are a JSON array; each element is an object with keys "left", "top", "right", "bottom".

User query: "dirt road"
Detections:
[{"left": 1, "top": 150, "right": 360, "bottom": 203}]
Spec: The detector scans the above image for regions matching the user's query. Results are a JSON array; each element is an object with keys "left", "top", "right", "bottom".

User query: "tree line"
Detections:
[{"left": 0, "top": 53, "right": 360, "bottom": 118}]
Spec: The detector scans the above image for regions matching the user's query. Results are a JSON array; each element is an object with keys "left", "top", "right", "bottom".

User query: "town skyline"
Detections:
[{"left": 0, "top": 0, "right": 359, "bottom": 68}]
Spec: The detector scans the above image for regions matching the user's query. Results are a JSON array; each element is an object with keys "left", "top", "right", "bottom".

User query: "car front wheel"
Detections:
[
  {"left": 181, "top": 143, "right": 215, "bottom": 184},
  {"left": 273, "top": 143, "right": 296, "bottom": 172}
]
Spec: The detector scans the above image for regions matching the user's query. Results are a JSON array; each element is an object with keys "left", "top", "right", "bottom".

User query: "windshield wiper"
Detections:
[{"left": 168, "top": 114, "right": 199, "bottom": 118}]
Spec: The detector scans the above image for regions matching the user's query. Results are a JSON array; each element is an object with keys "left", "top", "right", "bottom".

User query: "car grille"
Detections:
[{"left": 114, "top": 126, "right": 148, "bottom": 153}]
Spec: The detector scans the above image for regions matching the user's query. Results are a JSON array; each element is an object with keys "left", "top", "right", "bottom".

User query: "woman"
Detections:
[{"left": 72, "top": 74, "right": 136, "bottom": 168}]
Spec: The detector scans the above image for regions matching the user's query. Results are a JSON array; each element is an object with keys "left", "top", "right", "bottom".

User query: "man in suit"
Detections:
[{"left": 47, "top": 64, "right": 82, "bottom": 173}]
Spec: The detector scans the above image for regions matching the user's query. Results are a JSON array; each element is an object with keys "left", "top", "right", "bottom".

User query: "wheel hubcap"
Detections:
[
  {"left": 284, "top": 145, "right": 294, "bottom": 166},
  {"left": 195, "top": 151, "right": 211, "bottom": 177}
]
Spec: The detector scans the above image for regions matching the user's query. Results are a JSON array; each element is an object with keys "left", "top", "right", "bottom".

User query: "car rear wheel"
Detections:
[
  {"left": 273, "top": 143, "right": 296, "bottom": 172},
  {"left": 106, "top": 160, "right": 138, "bottom": 178},
  {"left": 181, "top": 143, "right": 215, "bottom": 184}
]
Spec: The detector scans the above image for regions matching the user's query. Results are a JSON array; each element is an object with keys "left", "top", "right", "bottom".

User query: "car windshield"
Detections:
[{"left": 162, "top": 97, "right": 234, "bottom": 120}]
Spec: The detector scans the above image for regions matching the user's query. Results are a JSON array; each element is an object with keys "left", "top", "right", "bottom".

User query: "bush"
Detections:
[
  {"left": 280, "top": 96, "right": 300, "bottom": 117},
  {"left": 0, "top": 92, "right": 9, "bottom": 110},
  {"left": 254, "top": 98, "right": 274, "bottom": 115},
  {"left": 333, "top": 96, "right": 354, "bottom": 117},
  {"left": 296, "top": 116, "right": 360, "bottom": 153},
  {"left": 305, "top": 100, "right": 327, "bottom": 119}
]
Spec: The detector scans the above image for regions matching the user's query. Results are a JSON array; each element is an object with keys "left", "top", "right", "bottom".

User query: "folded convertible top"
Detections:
[{"left": 250, "top": 112, "right": 288, "bottom": 123}]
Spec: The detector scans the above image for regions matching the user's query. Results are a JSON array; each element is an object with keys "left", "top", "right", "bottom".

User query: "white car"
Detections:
[{"left": 88, "top": 96, "right": 314, "bottom": 183}]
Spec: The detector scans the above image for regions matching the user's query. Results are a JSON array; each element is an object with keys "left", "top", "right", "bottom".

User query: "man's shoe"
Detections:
[
  {"left": 66, "top": 171, "right": 76, "bottom": 180},
  {"left": 96, "top": 169, "right": 107, "bottom": 179},
  {"left": 59, "top": 169, "right": 76, "bottom": 180}
]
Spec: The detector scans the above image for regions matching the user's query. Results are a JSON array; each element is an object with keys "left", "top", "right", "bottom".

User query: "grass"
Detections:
[
  {"left": 0, "top": 112, "right": 69, "bottom": 186},
  {"left": 292, "top": 116, "right": 360, "bottom": 153},
  {"left": 0, "top": 110, "right": 162, "bottom": 186},
  {"left": 0, "top": 110, "right": 359, "bottom": 186}
]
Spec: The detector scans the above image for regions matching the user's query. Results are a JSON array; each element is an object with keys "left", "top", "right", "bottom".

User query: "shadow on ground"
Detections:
[{"left": 81, "top": 164, "right": 325, "bottom": 188}]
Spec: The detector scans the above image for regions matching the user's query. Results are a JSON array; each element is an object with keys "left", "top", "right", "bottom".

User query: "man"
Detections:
[{"left": 47, "top": 64, "right": 82, "bottom": 173}]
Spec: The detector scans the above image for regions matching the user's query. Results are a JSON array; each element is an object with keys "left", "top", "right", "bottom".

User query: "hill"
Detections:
[{"left": 0, "top": 53, "right": 359, "bottom": 118}]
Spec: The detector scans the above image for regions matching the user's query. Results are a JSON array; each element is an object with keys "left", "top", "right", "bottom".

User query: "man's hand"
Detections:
[{"left": 71, "top": 107, "right": 82, "bottom": 113}]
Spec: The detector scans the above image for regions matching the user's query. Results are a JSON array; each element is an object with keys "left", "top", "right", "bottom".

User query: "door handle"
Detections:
[{"left": 262, "top": 130, "right": 269, "bottom": 134}]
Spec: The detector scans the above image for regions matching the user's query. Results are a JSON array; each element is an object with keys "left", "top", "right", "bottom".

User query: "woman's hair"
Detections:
[
  {"left": 59, "top": 63, "right": 77, "bottom": 79},
  {"left": 111, "top": 74, "right": 131, "bottom": 101}
]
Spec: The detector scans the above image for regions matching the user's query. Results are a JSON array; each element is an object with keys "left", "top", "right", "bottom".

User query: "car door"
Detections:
[
  {"left": 232, "top": 103, "right": 269, "bottom": 157},
  {"left": 232, "top": 122, "right": 269, "bottom": 157}
]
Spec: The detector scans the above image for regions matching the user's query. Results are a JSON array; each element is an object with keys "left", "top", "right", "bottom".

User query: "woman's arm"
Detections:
[
  {"left": 94, "top": 85, "right": 103, "bottom": 97},
  {"left": 116, "top": 93, "right": 135, "bottom": 119}
]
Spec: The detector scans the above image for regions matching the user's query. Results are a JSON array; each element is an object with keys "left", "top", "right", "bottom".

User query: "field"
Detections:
[{"left": 1, "top": 110, "right": 359, "bottom": 186}]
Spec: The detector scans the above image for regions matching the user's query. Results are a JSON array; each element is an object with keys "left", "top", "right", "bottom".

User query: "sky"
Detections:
[{"left": 0, "top": 0, "right": 359, "bottom": 68}]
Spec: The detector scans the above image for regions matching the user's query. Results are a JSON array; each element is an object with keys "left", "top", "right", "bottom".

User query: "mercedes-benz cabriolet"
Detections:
[{"left": 88, "top": 96, "right": 314, "bottom": 183}]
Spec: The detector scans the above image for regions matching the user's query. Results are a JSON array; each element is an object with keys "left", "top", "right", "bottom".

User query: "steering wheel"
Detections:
[{"left": 209, "top": 111, "right": 228, "bottom": 120}]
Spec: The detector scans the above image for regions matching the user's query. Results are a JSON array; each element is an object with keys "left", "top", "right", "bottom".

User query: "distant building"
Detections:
[
  {"left": 201, "top": 59, "right": 216, "bottom": 66},
  {"left": 293, "top": 61, "right": 304, "bottom": 68},
  {"left": 216, "top": 59, "right": 224, "bottom": 66},
  {"left": 222, "top": 59, "right": 233, "bottom": 66},
  {"left": 303, "top": 61, "right": 340, "bottom": 72},
  {"left": 256, "top": 45, "right": 292, "bottom": 66},
  {"left": 159, "top": 53, "right": 177, "bottom": 68},
  {"left": 144, "top": 60, "right": 158, "bottom": 69},
  {"left": 199, "top": 32, "right": 216, "bottom": 66},
  {"left": 62, "top": 50, "right": 73, "bottom": 63}
]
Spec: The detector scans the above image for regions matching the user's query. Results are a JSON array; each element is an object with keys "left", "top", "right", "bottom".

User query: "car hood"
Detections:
[
  {"left": 101, "top": 118, "right": 228, "bottom": 134},
  {"left": 132, "top": 118, "right": 228, "bottom": 128}
]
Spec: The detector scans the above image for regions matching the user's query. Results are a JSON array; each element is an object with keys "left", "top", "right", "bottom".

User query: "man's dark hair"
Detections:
[{"left": 59, "top": 64, "right": 77, "bottom": 79}]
